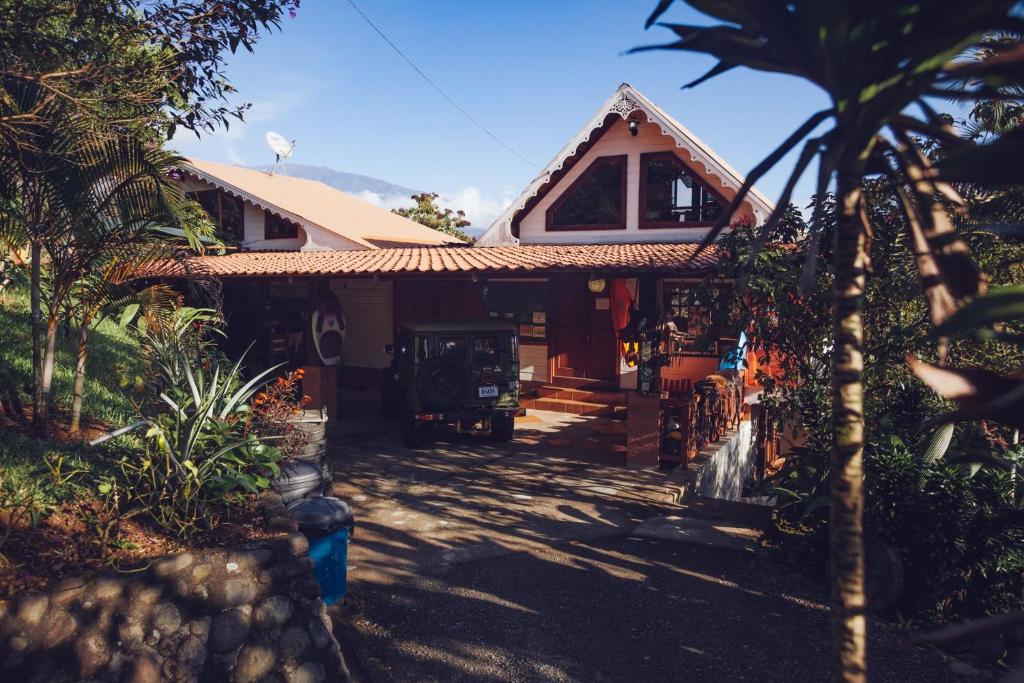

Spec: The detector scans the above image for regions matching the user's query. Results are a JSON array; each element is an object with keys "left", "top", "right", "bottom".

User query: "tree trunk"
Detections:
[
  {"left": 30, "top": 242, "right": 44, "bottom": 435},
  {"left": 830, "top": 169, "right": 869, "bottom": 682},
  {"left": 69, "top": 317, "right": 91, "bottom": 435},
  {"left": 38, "top": 310, "right": 59, "bottom": 435}
]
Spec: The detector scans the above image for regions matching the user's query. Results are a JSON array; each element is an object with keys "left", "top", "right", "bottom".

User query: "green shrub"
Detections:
[
  {"left": 863, "top": 440, "right": 1024, "bottom": 620},
  {"left": 105, "top": 341, "right": 283, "bottom": 539}
]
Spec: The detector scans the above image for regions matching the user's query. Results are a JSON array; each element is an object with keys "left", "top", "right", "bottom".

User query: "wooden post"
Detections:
[
  {"left": 302, "top": 365, "right": 338, "bottom": 420},
  {"left": 626, "top": 391, "right": 662, "bottom": 467}
]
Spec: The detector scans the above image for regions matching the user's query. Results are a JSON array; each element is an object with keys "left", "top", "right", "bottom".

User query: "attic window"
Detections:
[
  {"left": 640, "top": 152, "right": 724, "bottom": 228},
  {"left": 264, "top": 211, "right": 300, "bottom": 240},
  {"left": 546, "top": 155, "right": 626, "bottom": 231},
  {"left": 193, "top": 189, "right": 244, "bottom": 242}
]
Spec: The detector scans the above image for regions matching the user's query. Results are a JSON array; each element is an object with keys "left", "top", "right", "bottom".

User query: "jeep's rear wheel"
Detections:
[{"left": 491, "top": 414, "right": 515, "bottom": 442}]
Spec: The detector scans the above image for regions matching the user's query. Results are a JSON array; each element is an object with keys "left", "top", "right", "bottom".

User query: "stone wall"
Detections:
[
  {"left": 0, "top": 533, "right": 350, "bottom": 682},
  {"left": 694, "top": 419, "right": 756, "bottom": 502}
]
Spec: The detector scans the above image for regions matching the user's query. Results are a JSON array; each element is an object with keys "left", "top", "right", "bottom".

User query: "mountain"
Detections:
[{"left": 252, "top": 162, "right": 418, "bottom": 199}]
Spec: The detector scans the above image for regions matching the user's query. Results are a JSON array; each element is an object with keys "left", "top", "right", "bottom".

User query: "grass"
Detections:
[{"left": 0, "top": 285, "right": 141, "bottom": 428}]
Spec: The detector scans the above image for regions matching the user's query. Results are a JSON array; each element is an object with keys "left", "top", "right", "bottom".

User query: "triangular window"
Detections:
[
  {"left": 641, "top": 152, "right": 724, "bottom": 227},
  {"left": 546, "top": 155, "right": 626, "bottom": 230}
]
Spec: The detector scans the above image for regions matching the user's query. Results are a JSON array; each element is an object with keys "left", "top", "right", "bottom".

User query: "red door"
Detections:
[{"left": 550, "top": 277, "right": 617, "bottom": 382}]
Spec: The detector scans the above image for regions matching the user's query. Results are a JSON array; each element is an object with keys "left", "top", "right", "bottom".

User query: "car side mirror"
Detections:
[{"left": 383, "top": 344, "right": 394, "bottom": 355}]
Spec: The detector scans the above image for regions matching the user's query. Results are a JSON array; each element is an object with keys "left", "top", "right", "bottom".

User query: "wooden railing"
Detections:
[
  {"left": 658, "top": 372, "right": 744, "bottom": 466},
  {"left": 751, "top": 402, "right": 781, "bottom": 479}
]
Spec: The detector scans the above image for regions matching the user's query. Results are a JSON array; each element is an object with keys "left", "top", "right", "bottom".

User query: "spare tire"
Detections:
[{"left": 417, "top": 356, "right": 468, "bottom": 411}]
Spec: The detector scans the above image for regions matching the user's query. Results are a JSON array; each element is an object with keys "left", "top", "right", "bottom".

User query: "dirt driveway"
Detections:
[{"left": 326, "top": 411, "right": 948, "bottom": 683}]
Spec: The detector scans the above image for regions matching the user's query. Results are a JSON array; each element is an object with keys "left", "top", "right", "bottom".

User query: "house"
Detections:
[{"left": 171, "top": 84, "right": 775, "bottom": 454}]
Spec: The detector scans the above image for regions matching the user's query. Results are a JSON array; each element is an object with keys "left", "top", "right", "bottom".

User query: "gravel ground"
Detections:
[{"left": 327, "top": 411, "right": 951, "bottom": 682}]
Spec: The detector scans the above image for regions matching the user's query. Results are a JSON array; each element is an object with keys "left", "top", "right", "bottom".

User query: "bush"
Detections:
[
  {"left": 864, "top": 440, "right": 1024, "bottom": 620},
  {"left": 99, "top": 309, "right": 286, "bottom": 539}
]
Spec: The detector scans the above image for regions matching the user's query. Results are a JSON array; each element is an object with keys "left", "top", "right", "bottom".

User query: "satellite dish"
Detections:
[{"left": 265, "top": 131, "right": 295, "bottom": 174}]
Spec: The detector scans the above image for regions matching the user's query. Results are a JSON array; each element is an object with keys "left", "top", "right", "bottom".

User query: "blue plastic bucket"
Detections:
[
  {"left": 307, "top": 527, "right": 350, "bottom": 605},
  {"left": 286, "top": 497, "right": 355, "bottom": 606}
]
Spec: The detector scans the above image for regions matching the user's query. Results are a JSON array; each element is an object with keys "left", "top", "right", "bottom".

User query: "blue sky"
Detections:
[{"left": 172, "top": 1, "right": 840, "bottom": 226}]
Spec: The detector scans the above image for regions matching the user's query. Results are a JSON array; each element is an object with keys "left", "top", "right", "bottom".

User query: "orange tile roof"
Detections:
[
  {"left": 154, "top": 243, "right": 720, "bottom": 279},
  {"left": 183, "top": 159, "right": 463, "bottom": 249}
]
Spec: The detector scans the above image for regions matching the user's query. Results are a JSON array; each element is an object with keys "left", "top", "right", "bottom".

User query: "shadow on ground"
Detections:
[{"left": 326, "top": 411, "right": 948, "bottom": 683}]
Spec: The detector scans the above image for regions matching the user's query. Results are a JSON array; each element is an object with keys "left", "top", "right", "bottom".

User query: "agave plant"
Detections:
[
  {"left": 112, "top": 346, "right": 283, "bottom": 538},
  {"left": 636, "top": 3, "right": 1019, "bottom": 680}
]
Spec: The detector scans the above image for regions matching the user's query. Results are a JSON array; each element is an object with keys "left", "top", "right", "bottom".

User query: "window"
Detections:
[
  {"left": 194, "top": 189, "right": 244, "bottom": 242},
  {"left": 473, "top": 336, "right": 498, "bottom": 364},
  {"left": 546, "top": 155, "right": 626, "bottom": 230},
  {"left": 264, "top": 211, "right": 300, "bottom": 240},
  {"left": 663, "top": 283, "right": 716, "bottom": 356},
  {"left": 640, "top": 152, "right": 724, "bottom": 228},
  {"left": 438, "top": 337, "right": 467, "bottom": 359}
]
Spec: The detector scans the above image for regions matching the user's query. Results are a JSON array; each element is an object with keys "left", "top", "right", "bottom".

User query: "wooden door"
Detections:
[{"left": 550, "top": 277, "right": 617, "bottom": 381}]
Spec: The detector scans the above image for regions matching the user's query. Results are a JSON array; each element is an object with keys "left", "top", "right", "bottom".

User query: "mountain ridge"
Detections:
[{"left": 251, "top": 162, "right": 419, "bottom": 199}]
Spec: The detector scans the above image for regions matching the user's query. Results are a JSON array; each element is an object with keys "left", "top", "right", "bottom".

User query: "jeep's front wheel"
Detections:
[{"left": 491, "top": 414, "right": 515, "bottom": 442}]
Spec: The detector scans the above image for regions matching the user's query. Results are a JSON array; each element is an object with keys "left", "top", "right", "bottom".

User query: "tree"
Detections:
[
  {"left": 637, "top": 3, "right": 1018, "bottom": 680},
  {"left": 0, "top": 0, "right": 296, "bottom": 434},
  {"left": 393, "top": 193, "right": 472, "bottom": 242}
]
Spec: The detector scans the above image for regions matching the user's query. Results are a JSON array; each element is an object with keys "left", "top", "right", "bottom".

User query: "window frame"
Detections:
[
  {"left": 193, "top": 188, "right": 245, "bottom": 242},
  {"left": 544, "top": 154, "right": 628, "bottom": 232},
  {"left": 638, "top": 151, "right": 729, "bottom": 230},
  {"left": 263, "top": 210, "right": 300, "bottom": 240}
]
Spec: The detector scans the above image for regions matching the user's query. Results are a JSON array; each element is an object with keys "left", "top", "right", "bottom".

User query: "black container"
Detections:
[
  {"left": 271, "top": 459, "right": 326, "bottom": 504},
  {"left": 286, "top": 496, "right": 354, "bottom": 532}
]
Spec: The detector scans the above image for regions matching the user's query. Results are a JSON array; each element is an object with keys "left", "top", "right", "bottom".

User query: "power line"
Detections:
[{"left": 345, "top": 0, "right": 540, "bottom": 170}]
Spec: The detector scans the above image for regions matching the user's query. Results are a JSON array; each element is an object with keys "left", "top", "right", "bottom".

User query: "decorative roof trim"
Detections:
[
  {"left": 180, "top": 165, "right": 372, "bottom": 250},
  {"left": 475, "top": 83, "right": 776, "bottom": 247}
]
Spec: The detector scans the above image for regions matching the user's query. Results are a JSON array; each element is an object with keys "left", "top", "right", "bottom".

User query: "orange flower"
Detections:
[{"left": 294, "top": 368, "right": 305, "bottom": 379}]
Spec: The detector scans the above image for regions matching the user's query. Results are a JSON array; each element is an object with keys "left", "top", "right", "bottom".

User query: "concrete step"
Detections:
[
  {"left": 548, "top": 375, "right": 617, "bottom": 391},
  {"left": 535, "top": 385, "right": 628, "bottom": 405},
  {"left": 524, "top": 397, "right": 628, "bottom": 419}
]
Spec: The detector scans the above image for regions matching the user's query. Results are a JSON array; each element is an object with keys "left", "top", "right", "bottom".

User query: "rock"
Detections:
[
  {"left": 210, "top": 607, "right": 252, "bottom": 653},
  {"left": 177, "top": 636, "right": 207, "bottom": 670},
  {"left": 192, "top": 564, "right": 212, "bottom": 582},
  {"left": 123, "top": 653, "right": 161, "bottom": 683},
  {"left": 151, "top": 603, "right": 182, "bottom": 634},
  {"left": 50, "top": 577, "right": 87, "bottom": 606},
  {"left": 308, "top": 617, "right": 332, "bottom": 651},
  {"left": 254, "top": 597, "right": 294, "bottom": 630},
  {"left": 189, "top": 616, "right": 211, "bottom": 638},
  {"left": 234, "top": 644, "right": 276, "bottom": 683},
  {"left": 285, "top": 534, "right": 309, "bottom": 557},
  {"left": 118, "top": 620, "right": 146, "bottom": 648},
  {"left": 152, "top": 553, "right": 194, "bottom": 579},
  {"left": 211, "top": 578, "right": 258, "bottom": 609},
  {"left": 285, "top": 661, "right": 325, "bottom": 683},
  {"left": 42, "top": 610, "right": 77, "bottom": 648},
  {"left": 90, "top": 577, "right": 125, "bottom": 602},
  {"left": 864, "top": 534, "right": 904, "bottom": 613},
  {"left": 278, "top": 626, "right": 309, "bottom": 661},
  {"left": 3, "top": 635, "right": 28, "bottom": 667},
  {"left": 16, "top": 593, "right": 49, "bottom": 628},
  {"left": 75, "top": 629, "right": 110, "bottom": 677}
]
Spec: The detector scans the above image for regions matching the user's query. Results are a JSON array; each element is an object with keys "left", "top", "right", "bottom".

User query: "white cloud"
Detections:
[
  {"left": 357, "top": 187, "right": 511, "bottom": 228},
  {"left": 355, "top": 191, "right": 416, "bottom": 212}
]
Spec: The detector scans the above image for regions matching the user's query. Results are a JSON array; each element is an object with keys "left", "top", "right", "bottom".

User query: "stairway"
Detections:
[
  {"left": 521, "top": 376, "right": 628, "bottom": 420},
  {"left": 521, "top": 377, "right": 629, "bottom": 463}
]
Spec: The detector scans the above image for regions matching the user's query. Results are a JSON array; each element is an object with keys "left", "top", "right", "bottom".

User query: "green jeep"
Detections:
[{"left": 382, "top": 321, "right": 522, "bottom": 448}]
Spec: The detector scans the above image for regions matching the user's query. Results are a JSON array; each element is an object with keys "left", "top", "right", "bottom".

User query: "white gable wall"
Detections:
[
  {"left": 180, "top": 176, "right": 365, "bottom": 251},
  {"left": 517, "top": 118, "right": 756, "bottom": 245}
]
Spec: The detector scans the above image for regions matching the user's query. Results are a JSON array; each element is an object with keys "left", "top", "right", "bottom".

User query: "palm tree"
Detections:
[
  {"left": 636, "top": 3, "right": 1018, "bottom": 680},
  {"left": 42, "top": 140, "right": 214, "bottom": 435}
]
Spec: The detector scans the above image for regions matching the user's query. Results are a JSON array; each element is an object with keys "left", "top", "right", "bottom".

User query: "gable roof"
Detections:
[
  {"left": 150, "top": 242, "right": 719, "bottom": 279},
  {"left": 476, "top": 83, "right": 775, "bottom": 246},
  {"left": 182, "top": 159, "right": 463, "bottom": 250}
]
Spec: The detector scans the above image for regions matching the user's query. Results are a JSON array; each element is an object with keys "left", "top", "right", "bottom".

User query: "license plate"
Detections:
[{"left": 478, "top": 385, "right": 499, "bottom": 398}]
